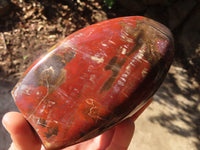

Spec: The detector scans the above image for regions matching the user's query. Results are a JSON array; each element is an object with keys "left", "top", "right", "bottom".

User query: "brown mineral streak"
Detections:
[
  {"left": 130, "top": 20, "right": 164, "bottom": 65},
  {"left": 143, "top": 18, "right": 173, "bottom": 40},
  {"left": 37, "top": 118, "right": 47, "bottom": 127},
  {"left": 100, "top": 57, "right": 126, "bottom": 93},
  {"left": 36, "top": 49, "right": 76, "bottom": 92},
  {"left": 100, "top": 22, "right": 145, "bottom": 93},
  {"left": 28, "top": 49, "right": 76, "bottom": 118},
  {"left": 100, "top": 19, "right": 170, "bottom": 93},
  {"left": 45, "top": 126, "right": 59, "bottom": 139}
]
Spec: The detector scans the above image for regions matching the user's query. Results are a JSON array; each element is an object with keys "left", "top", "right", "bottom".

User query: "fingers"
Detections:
[
  {"left": 2, "top": 112, "right": 41, "bottom": 150},
  {"left": 106, "top": 98, "right": 152, "bottom": 150},
  {"left": 1, "top": 98, "right": 152, "bottom": 150},
  {"left": 106, "top": 118, "right": 135, "bottom": 150}
]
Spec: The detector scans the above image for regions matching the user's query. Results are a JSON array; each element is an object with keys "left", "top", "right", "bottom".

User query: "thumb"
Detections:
[{"left": 2, "top": 112, "right": 41, "bottom": 150}]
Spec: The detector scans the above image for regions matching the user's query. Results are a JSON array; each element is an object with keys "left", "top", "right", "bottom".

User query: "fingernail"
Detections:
[
  {"left": 8, "top": 143, "right": 17, "bottom": 150},
  {"left": 2, "top": 113, "right": 9, "bottom": 133},
  {"left": 2, "top": 115, "right": 7, "bottom": 129}
]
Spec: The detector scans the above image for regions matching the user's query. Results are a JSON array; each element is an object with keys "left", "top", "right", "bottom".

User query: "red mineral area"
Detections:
[{"left": 12, "top": 16, "right": 174, "bottom": 150}]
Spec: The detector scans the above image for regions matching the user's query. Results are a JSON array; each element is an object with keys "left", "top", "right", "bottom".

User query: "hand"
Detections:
[{"left": 2, "top": 99, "right": 152, "bottom": 150}]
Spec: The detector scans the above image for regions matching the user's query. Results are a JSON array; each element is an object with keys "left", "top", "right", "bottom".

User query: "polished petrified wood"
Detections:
[{"left": 12, "top": 16, "right": 174, "bottom": 150}]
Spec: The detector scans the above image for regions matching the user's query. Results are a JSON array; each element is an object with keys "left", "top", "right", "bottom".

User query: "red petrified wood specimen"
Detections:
[{"left": 12, "top": 16, "right": 174, "bottom": 150}]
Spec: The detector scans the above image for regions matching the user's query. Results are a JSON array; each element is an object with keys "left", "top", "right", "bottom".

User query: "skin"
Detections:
[{"left": 2, "top": 99, "right": 152, "bottom": 150}]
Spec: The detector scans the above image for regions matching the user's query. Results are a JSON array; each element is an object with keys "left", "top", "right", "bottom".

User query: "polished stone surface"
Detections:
[{"left": 12, "top": 16, "right": 174, "bottom": 150}]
